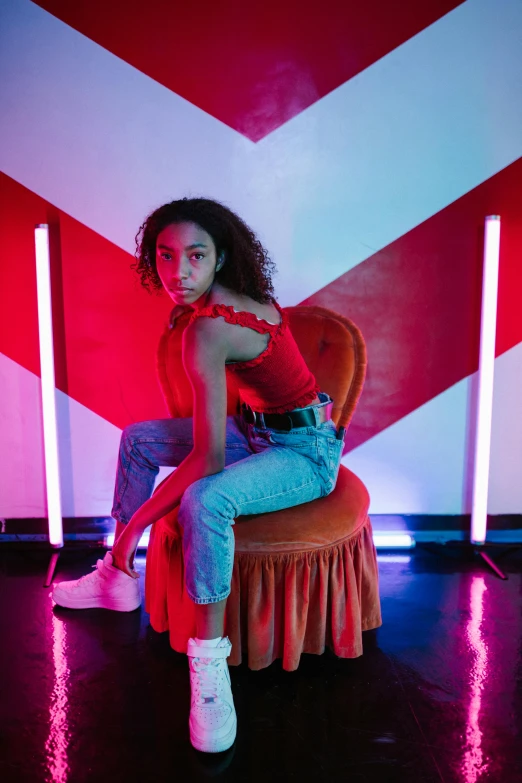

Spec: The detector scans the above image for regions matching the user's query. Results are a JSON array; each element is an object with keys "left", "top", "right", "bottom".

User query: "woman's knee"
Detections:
[
  {"left": 119, "top": 422, "right": 165, "bottom": 471},
  {"left": 178, "top": 478, "right": 208, "bottom": 527},
  {"left": 120, "top": 421, "right": 148, "bottom": 450},
  {"left": 178, "top": 475, "right": 234, "bottom": 529}
]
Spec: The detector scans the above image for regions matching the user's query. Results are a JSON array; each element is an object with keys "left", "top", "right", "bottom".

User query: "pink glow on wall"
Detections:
[
  {"left": 461, "top": 575, "right": 489, "bottom": 782},
  {"left": 45, "top": 614, "right": 70, "bottom": 783}
]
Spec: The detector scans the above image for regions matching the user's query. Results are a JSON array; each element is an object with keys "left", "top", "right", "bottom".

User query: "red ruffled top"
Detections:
[{"left": 188, "top": 301, "right": 320, "bottom": 413}]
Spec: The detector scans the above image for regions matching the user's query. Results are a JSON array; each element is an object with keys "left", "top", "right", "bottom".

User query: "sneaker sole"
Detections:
[
  {"left": 190, "top": 716, "right": 237, "bottom": 754},
  {"left": 52, "top": 590, "right": 141, "bottom": 611}
]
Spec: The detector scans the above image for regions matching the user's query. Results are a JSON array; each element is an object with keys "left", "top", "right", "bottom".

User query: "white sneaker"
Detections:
[
  {"left": 51, "top": 552, "right": 141, "bottom": 611},
  {"left": 187, "top": 637, "right": 237, "bottom": 753}
]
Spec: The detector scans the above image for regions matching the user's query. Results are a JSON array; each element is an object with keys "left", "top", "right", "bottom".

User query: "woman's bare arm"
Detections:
[{"left": 111, "top": 316, "right": 229, "bottom": 575}]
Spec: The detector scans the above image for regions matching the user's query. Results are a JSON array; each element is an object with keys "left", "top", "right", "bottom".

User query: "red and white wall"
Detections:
[{"left": 1, "top": 0, "right": 521, "bottom": 518}]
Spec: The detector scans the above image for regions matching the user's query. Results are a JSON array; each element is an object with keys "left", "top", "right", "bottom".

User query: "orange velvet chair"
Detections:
[{"left": 145, "top": 305, "right": 382, "bottom": 671}]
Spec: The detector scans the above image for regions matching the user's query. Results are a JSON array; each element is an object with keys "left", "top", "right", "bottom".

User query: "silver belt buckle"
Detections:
[{"left": 320, "top": 401, "right": 334, "bottom": 423}]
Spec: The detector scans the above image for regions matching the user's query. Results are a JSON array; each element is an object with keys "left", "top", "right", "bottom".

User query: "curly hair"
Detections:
[{"left": 133, "top": 198, "right": 276, "bottom": 304}]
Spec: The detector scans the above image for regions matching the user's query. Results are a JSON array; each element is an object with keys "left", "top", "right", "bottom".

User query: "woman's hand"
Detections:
[{"left": 111, "top": 522, "right": 144, "bottom": 579}]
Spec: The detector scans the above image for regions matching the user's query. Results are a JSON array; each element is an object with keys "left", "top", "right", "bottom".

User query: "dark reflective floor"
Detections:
[{"left": 1, "top": 545, "right": 521, "bottom": 783}]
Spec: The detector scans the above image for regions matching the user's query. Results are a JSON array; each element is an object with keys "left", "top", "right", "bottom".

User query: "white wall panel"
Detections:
[
  {"left": 0, "top": 353, "right": 46, "bottom": 517},
  {"left": 0, "top": 353, "right": 121, "bottom": 517},
  {"left": 0, "top": 0, "right": 521, "bottom": 305},
  {"left": 345, "top": 342, "right": 522, "bottom": 515},
  {"left": 488, "top": 342, "right": 522, "bottom": 513},
  {"left": 1, "top": 0, "right": 521, "bottom": 518},
  {"left": 2, "top": 343, "right": 520, "bottom": 517},
  {"left": 344, "top": 377, "right": 471, "bottom": 514}
]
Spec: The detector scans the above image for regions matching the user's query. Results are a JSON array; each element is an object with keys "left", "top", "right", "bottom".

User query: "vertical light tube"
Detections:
[
  {"left": 35, "top": 225, "right": 63, "bottom": 547},
  {"left": 471, "top": 216, "right": 501, "bottom": 545}
]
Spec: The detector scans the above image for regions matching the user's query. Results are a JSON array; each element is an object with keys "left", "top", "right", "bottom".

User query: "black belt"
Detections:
[{"left": 241, "top": 400, "right": 334, "bottom": 432}]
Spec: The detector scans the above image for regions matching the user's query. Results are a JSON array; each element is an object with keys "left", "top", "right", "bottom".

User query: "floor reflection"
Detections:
[
  {"left": 461, "top": 575, "right": 489, "bottom": 782},
  {"left": 45, "top": 612, "right": 70, "bottom": 783},
  {"left": 3, "top": 548, "right": 521, "bottom": 782}
]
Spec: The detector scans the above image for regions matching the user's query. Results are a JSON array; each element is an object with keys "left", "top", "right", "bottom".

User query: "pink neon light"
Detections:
[
  {"left": 461, "top": 576, "right": 489, "bottom": 782},
  {"left": 471, "top": 216, "right": 500, "bottom": 544},
  {"left": 34, "top": 224, "right": 63, "bottom": 547},
  {"left": 45, "top": 614, "right": 70, "bottom": 783}
]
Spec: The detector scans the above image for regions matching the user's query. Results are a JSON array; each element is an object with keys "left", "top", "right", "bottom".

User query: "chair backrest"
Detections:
[{"left": 156, "top": 304, "right": 366, "bottom": 429}]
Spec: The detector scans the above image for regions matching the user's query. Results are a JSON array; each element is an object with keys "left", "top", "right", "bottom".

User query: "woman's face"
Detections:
[{"left": 156, "top": 221, "right": 221, "bottom": 306}]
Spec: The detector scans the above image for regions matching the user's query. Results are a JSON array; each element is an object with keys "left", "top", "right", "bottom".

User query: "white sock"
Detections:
[{"left": 195, "top": 636, "right": 222, "bottom": 647}]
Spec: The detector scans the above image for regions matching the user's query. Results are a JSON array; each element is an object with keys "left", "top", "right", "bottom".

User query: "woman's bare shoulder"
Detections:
[
  {"left": 183, "top": 310, "right": 232, "bottom": 353},
  {"left": 181, "top": 316, "right": 230, "bottom": 380},
  {"left": 206, "top": 285, "right": 279, "bottom": 324},
  {"left": 184, "top": 310, "right": 230, "bottom": 340}
]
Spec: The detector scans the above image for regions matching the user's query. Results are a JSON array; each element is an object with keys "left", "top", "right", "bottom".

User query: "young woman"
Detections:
[{"left": 52, "top": 198, "right": 344, "bottom": 753}]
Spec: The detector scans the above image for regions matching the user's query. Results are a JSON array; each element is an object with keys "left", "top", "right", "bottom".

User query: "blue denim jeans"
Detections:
[{"left": 111, "top": 394, "right": 344, "bottom": 604}]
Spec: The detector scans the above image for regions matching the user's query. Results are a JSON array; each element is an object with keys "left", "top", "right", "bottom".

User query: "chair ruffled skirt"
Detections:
[{"left": 145, "top": 503, "right": 381, "bottom": 671}]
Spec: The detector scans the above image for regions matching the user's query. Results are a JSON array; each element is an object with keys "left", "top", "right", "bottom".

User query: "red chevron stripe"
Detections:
[
  {"left": 0, "top": 177, "right": 42, "bottom": 379},
  {"left": 302, "top": 157, "right": 522, "bottom": 450},
  {"left": 0, "top": 173, "right": 171, "bottom": 428},
  {"left": 2, "top": 160, "right": 520, "bottom": 443},
  {"left": 34, "top": 0, "right": 463, "bottom": 141}
]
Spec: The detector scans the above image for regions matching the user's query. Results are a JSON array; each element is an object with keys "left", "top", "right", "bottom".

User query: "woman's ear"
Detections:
[{"left": 216, "top": 252, "right": 225, "bottom": 271}]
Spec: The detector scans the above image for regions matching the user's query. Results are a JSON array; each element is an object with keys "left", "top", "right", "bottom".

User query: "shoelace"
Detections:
[{"left": 191, "top": 658, "right": 222, "bottom": 704}]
